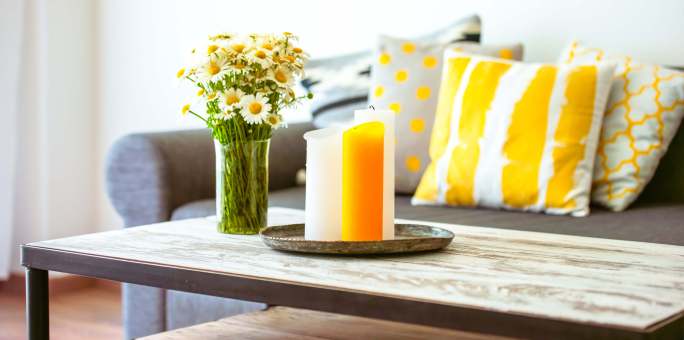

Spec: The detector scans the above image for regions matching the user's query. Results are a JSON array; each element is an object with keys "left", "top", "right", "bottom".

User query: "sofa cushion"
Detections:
[
  {"left": 172, "top": 186, "right": 684, "bottom": 246},
  {"left": 560, "top": 42, "right": 684, "bottom": 211},
  {"left": 414, "top": 52, "right": 616, "bottom": 217}
]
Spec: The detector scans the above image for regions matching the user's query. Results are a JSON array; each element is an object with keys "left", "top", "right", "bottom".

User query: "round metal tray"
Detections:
[{"left": 260, "top": 224, "right": 454, "bottom": 255}]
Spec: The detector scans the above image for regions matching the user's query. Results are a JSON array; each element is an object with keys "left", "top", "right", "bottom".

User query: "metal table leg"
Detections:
[{"left": 26, "top": 267, "right": 49, "bottom": 340}]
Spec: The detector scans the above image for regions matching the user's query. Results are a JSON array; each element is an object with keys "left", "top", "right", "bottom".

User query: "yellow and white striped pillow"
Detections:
[{"left": 412, "top": 52, "right": 615, "bottom": 216}]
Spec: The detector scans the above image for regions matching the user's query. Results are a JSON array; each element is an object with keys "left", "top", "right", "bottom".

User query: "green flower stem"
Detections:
[
  {"left": 187, "top": 110, "right": 207, "bottom": 123},
  {"left": 216, "top": 139, "right": 269, "bottom": 234},
  {"left": 214, "top": 118, "right": 271, "bottom": 235}
]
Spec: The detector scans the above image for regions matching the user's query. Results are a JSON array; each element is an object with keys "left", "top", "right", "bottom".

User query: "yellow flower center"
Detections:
[
  {"left": 285, "top": 55, "right": 295, "bottom": 63},
  {"left": 176, "top": 68, "right": 185, "bottom": 78},
  {"left": 207, "top": 45, "right": 219, "bottom": 54},
  {"left": 268, "top": 116, "right": 279, "bottom": 124},
  {"left": 275, "top": 70, "right": 287, "bottom": 83},
  {"left": 234, "top": 61, "right": 246, "bottom": 69},
  {"left": 249, "top": 102, "right": 263, "bottom": 115},
  {"left": 181, "top": 104, "right": 190, "bottom": 115},
  {"left": 262, "top": 43, "right": 273, "bottom": 50},
  {"left": 255, "top": 50, "right": 266, "bottom": 59},
  {"left": 231, "top": 43, "right": 245, "bottom": 53},
  {"left": 226, "top": 94, "right": 239, "bottom": 105},
  {"left": 197, "top": 88, "right": 205, "bottom": 96},
  {"left": 293, "top": 47, "right": 302, "bottom": 53},
  {"left": 206, "top": 92, "right": 217, "bottom": 100},
  {"left": 208, "top": 62, "right": 220, "bottom": 75}
]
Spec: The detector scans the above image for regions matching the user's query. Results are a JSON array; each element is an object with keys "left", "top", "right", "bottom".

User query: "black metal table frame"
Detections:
[{"left": 21, "top": 244, "right": 684, "bottom": 340}]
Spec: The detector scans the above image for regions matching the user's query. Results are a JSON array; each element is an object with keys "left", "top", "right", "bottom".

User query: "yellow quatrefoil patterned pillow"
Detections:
[
  {"left": 370, "top": 38, "right": 523, "bottom": 193},
  {"left": 413, "top": 51, "right": 616, "bottom": 216},
  {"left": 560, "top": 42, "right": 684, "bottom": 211}
]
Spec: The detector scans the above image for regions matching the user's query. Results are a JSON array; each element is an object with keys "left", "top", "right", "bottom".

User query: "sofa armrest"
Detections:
[
  {"left": 106, "top": 129, "right": 214, "bottom": 227},
  {"left": 106, "top": 122, "right": 315, "bottom": 227}
]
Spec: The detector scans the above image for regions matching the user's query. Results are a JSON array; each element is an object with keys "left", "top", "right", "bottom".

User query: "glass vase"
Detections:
[{"left": 215, "top": 139, "right": 270, "bottom": 234}]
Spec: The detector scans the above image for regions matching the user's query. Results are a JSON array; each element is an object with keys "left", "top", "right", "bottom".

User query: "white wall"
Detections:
[
  {"left": 94, "top": 0, "right": 684, "bottom": 231},
  {"left": 0, "top": 0, "right": 24, "bottom": 279}
]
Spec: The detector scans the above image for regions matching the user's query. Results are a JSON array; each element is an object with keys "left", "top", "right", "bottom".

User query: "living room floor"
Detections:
[{"left": 0, "top": 282, "right": 122, "bottom": 339}]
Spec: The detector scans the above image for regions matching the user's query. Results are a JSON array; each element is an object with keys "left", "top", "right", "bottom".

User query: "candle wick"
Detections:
[{"left": 369, "top": 105, "right": 375, "bottom": 110}]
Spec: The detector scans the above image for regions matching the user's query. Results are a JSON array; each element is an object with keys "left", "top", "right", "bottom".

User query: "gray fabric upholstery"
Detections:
[
  {"left": 165, "top": 291, "right": 264, "bottom": 331},
  {"left": 176, "top": 187, "right": 684, "bottom": 246},
  {"left": 122, "top": 284, "right": 166, "bottom": 338},
  {"left": 640, "top": 123, "right": 684, "bottom": 204},
  {"left": 106, "top": 123, "right": 314, "bottom": 339},
  {"left": 106, "top": 129, "right": 214, "bottom": 227}
]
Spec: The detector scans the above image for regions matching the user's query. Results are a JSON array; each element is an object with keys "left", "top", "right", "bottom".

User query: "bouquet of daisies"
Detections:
[
  {"left": 177, "top": 32, "right": 311, "bottom": 144},
  {"left": 177, "top": 32, "right": 311, "bottom": 234}
]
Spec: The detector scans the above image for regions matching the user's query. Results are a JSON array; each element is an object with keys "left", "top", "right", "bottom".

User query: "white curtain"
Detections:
[
  {"left": 0, "top": 0, "right": 25, "bottom": 280},
  {"left": 0, "top": 0, "right": 95, "bottom": 280}
]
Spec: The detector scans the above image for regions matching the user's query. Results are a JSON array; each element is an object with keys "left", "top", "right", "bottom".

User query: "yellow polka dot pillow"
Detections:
[
  {"left": 560, "top": 42, "right": 684, "bottom": 211},
  {"left": 370, "top": 38, "right": 523, "bottom": 193},
  {"left": 413, "top": 51, "right": 616, "bottom": 216}
]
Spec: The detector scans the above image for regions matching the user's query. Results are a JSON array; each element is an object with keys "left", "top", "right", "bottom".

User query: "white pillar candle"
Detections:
[
  {"left": 354, "top": 109, "right": 395, "bottom": 240},
  {"left": 303, "top": 127, "right": 343, "bottom": 241}
]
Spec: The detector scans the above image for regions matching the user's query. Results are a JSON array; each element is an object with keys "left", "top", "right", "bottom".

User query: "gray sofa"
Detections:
[{"left": 106, "top": 122, "right": 684, "bottom": 339}]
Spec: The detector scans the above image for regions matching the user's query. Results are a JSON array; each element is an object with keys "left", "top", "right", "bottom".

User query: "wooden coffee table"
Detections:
[{"left": 22, "top": 208, "right": 684, "bottom": 339}]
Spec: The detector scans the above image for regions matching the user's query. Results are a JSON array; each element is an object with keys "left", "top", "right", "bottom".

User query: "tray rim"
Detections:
[{"left": 259, "top": 223, "right": 455, "bottom": 255}]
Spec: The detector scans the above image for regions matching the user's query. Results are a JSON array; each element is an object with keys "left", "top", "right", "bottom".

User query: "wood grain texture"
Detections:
[
  {"left": 28, "top": 208, "right": 684, "bottom": 331},
  {"left": 141, "top": 306, "right": 513, "bottom": 340}
]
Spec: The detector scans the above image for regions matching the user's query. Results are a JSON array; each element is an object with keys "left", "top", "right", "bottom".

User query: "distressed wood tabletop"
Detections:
[{"left": 27, "top": 207, "right": 684, "bottom": 332}]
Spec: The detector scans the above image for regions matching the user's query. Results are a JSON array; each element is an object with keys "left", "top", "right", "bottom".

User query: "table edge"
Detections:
[{"left": 20, "top": 244, "right": 684, "bottom": 340}]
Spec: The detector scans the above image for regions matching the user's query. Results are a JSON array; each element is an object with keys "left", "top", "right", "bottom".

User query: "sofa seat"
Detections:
[{"left": 173, "top": 186, "right": 684, "bottom": 246}]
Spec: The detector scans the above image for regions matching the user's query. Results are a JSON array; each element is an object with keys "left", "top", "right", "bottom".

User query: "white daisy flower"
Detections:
[
  {"left": 283, "top": 88, "right": 296, "bottom": 102},
  {"left": 227, "top": 36, "right": 250, "bottom": 55},
  {"left": 197, "top": 55, "right": 228, "bottom": 82},
  {"left": 204, "top": 90, "right": 219, "bottom": 102},
  {"left": 256, "top": 34, "right": 279, "bottom": 52},
  {"left": 239, "top": 93, "right": 271, "bottom": 124},
  {"left": 206, "top": 43, "right": 221, "bottom": 55},
  {"left": 265, "top": 113, "right": 284, "bottom": 129},
  {"left": 195, "top": 37, "right": 228, "bottom": 55},
  {"left": 249, "top": 48, "right": 273, "bottom": 69},
  {"left": 187, "top": 42, "right": 227, "bottom": 71},
  {"left": 220, "top": 109, "right": 236, "bottom": 121},
  {"left": 282, "top": 46, "right": 309, "bottom": 65},
  {"left": 220, "top": 88, "right": 244, "bottom": 111},
  {"left": 269, "top": 66, "right": 293, "bottom": 87}
]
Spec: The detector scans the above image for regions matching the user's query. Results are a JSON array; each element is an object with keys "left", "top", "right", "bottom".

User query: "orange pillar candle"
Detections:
[{"left": 342, "top": 121, "right": 385, "bottom": 241}]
